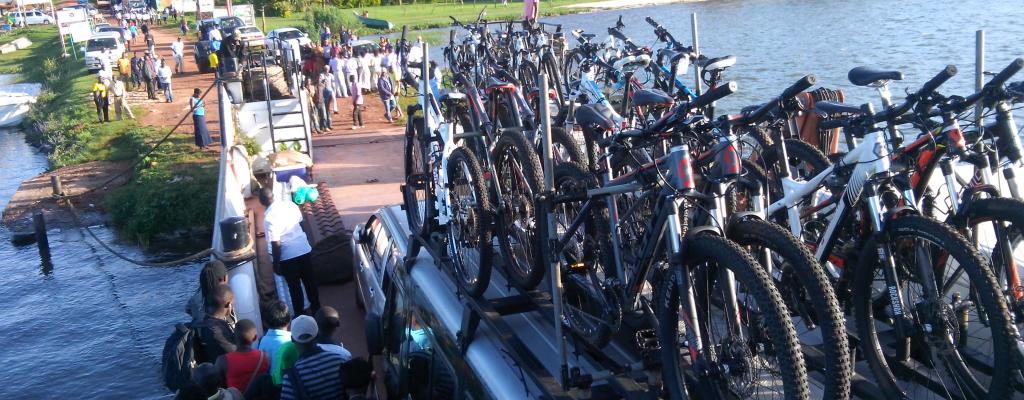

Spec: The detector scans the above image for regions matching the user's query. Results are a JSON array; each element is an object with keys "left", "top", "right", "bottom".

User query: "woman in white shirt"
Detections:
[{"left": 359, "top": 50, "right": 373, "bottom": 93}]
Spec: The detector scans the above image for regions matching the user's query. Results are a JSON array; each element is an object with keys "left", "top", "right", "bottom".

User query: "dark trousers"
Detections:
[
  {"left": 352, "top": 104, "right": 363, "bottom": 127},
  {"left": 280, "top": 253, "right": 320, "bottom": 315},
  {"left": 95, "top": 99, "right": 109, "bottom": 122},
  {"left": 145, "top": 78, "right": 156, "bottom": 99}
]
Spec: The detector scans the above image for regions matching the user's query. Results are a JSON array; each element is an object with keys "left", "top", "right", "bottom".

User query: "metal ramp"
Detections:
[{"left": 241, "top": 45, "right": 313, "bottom": 158}]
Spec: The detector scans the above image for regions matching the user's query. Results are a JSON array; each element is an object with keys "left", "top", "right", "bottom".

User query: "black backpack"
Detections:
[{"left": 161, "top": 322, "right": 200, "bottom": 391}]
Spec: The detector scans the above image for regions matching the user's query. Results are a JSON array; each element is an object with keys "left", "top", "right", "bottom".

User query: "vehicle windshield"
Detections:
[
  {"left": 219, "top": 17, "right": 243, "bottom": 30},
  {"left": 86, "top": 37, "right": 117, "bottom": 51},
  {"left": 278, "top": 30, "right": 302, "bottom": 40}
]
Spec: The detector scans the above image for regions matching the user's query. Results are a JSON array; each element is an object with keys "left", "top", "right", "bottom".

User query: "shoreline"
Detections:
[{"left": 558, "top": 0, "right": 700, "bottom": 9}]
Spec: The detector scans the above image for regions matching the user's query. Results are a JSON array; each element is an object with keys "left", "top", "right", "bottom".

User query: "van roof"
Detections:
[{"left": 376, "top": 205, "right": 640, "bottom": 399}]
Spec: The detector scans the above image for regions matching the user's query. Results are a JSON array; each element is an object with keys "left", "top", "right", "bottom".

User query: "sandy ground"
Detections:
[
  {"left": 560, "top": 0, "right": 698, "bottom": 9},
  {"left": 1, "top": 160, "right": 131, "bottom": 232}
]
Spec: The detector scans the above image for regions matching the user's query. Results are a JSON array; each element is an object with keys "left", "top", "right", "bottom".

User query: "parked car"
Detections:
[
  {"left": 360, "top": 205, "right": 560, "bottom": 399},
  {"left": 193, "top": 40, "right": 213, "bottom": 73},
  {"left": 265, "top": 27, "right": 311, "bottom": 52},
  {"left": 93, "top": 22, "right": 112, "bottom": 32},
  {"left": 10, "top": 10, "right": 54, "bottom": 25},
  {"left": 236, "top": 25, "right": 265, "bottom": 47},
  {"left": 83, "top": 32, "right": 124, "bottom": 72}
]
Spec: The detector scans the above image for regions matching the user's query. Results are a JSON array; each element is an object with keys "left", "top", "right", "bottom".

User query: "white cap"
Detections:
[{"left": 291, "top": 315, "right": 318, "bottom": 343}]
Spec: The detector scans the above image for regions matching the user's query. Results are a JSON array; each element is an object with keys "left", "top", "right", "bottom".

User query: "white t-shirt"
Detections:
[
  {"left": 408, "top": 43, "right": 423, "bottom": 64},
  {"left": 171, "top": 41, "right": 184, "bottom": 57},
  {"left": 264, "top": 200, "right": 312, "bottom": 261}
]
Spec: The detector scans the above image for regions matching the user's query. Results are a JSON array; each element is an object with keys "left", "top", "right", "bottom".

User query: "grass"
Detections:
[{"left": 0, "top": 25, "right": 218, "bottom": 245}]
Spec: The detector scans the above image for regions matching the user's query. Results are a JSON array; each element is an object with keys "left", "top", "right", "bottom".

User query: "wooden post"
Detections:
[
  {"left": 50, "top": 174, "right": 64, "bottom": 197},
  {"left": 33, "top": 211, "right": 51, "bottom": 262}
]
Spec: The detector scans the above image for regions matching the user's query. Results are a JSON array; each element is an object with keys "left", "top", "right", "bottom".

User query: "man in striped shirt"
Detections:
[{"left": 280, "top": 315, "right": 346, "bottom": 400}]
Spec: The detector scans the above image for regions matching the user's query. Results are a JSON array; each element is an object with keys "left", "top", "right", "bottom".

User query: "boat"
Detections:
[
  {"left": 207, "top": 36, "right": 319, "bottom": 335},
  {"left": 353, "top": 11, "right": 393, "bottom": 30},
  {"left": 0, "top": 75, "right": 40, "bottom": 128}
]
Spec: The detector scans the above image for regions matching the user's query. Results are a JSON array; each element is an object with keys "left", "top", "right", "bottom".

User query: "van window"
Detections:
[
  {"left": 406, "top": 314, "right": 457, "bottom": 400},
  {"left": 371, "top": 221, "right": 391, "bottom": 266},
  {"left": 86, "top": 37, "right": 118, "bottom": 51},
  {"left": 380, "top": 242, "right": 401, "bottom": 285}
]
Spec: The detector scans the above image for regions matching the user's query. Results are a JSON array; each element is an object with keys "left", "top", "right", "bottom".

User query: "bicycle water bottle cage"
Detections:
[{"left": 847, "top": 66, "right": 904, "bottom": 87}]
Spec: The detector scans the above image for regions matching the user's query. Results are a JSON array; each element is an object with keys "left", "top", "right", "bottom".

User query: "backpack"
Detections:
[{"left": 161, "top": 322, "right": 200, "bottom": 391}]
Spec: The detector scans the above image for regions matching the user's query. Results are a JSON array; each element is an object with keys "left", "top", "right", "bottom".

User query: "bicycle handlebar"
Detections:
[
  {"left": 740, "top": 75, "right": 816, "bottom": 125},
  {"left": 917, "top": 64, "right": 958, "bottom": 98},
  {"left": 690, "top": 81, "right": 737, "bottom": 110},
  {"left": 987, "top": 58, "right": 1024, "bottom": 91}
]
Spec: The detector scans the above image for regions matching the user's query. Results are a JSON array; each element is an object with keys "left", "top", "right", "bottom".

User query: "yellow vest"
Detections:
[{"left": 92, "top": 82, "right": 107, "bottom": 97}]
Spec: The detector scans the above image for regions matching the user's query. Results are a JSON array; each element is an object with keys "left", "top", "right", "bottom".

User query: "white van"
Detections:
[
  {"left": 10, "top": 10, "right": 54, "bottom": 25},
  {"left": 83, "top": 33, "right": 124, "bottom": 72}
]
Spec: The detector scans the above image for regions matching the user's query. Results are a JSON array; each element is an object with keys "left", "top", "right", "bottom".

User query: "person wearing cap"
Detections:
[
  {"left": 280, "top": 315, "right": 346, "bottom": 400},
  {"left": 259, "top": 187, "right": 318, "bottom": 317},
  {"left": 313, "top": 306, "right": 352, "bottom": 360}
]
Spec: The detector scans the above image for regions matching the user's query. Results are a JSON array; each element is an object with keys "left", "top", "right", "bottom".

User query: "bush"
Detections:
[{"left": 304, "top": 6, "right": 361, "bottom": 35}]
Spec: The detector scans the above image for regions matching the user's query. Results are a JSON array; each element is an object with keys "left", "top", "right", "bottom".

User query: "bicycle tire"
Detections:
[
  {"left": 445, "top": 146, "right": 494, "bottom": 298},
  {"left": 852, "top": 215, "right": 1016, "bottom": 399},
  {"left": 550, "top": 126, "right": 588, "bottom": 171},
  {"left": 403, "top": 116, "right": 435, "bottom": 238},
  {"left": 658, "top": 232, "right": 809, "bottom": 400},
  {"left": 728, "top": 218, "right": 851, "bottom": 400},
  {"left": 542, "top": 52, "right": 565, "bottom": 107},
  {"left": 492, "top": 128, "right": 546, "bottom": 289},
  {"left": 762, "top": 137, "right": 831, "bottom": 184},
  {"left": 551, "top": 162, "right": 618, "bottom": 347}
]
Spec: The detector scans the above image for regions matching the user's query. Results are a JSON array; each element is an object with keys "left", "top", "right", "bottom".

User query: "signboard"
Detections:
[
  {"left": 232, "top": 4, "right": 255, "bottom": 26},
  {"left": 56, "top": 9, "right": 87, "bottom": 36},
  {"left": 68, "top": 21, "right": 92, "bottom": 43}
]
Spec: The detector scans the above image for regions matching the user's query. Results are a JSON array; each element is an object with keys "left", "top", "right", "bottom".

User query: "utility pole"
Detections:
[{"left": 260, "top": 6, "right": 266, "bottom": 32}]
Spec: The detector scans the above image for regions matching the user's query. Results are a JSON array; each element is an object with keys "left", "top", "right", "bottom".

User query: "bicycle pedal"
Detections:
[{"left": 635, "top": 328, "right": 660, "bottom": 351}]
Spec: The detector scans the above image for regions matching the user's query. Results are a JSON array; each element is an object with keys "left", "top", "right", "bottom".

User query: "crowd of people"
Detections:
[
  {"left": 175, "top": 261, "right": 372, "bottom": 400},
  {"left": 299, "top": 26, "right": 410, "bottom": 133}
]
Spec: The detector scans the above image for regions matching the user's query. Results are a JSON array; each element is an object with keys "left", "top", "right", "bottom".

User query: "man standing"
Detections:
[
  {"left": 179, "top": 18, "right": 188, "bottom": 37},
  {"left": 256, "top": 300, "right": 291, "bottom": 371},
  {"left": 313, "top": 307, "right": 352, "bottom": 361},
  {"left": 171, "top": 37, "right": 185, "bottom": 74},
  {"left": 92, "top": 78, "right": 109, "bottom": 123},
  {"left": 318, "top": 65, "right": 335, "bottom": 128},
  {"left": 377, "top": 70, "right": 396, "bottom": 123},
  {"left": 158, "top": 59, "right": 173, "bottom": 102},
  {"left": 198, "top": 284, "right": 238, "bottom": 362},
  {"left": 524, "top": 0, "right": 539, "bottom": 22},
  {"left": 130, "top": 52, "right": 143, "bottom": 90},
  {"left": 279, "top": 316, "right": 346, "bottom": 400},
  {"left": 259, "top": 188, "right": 319, "bottom": 316},
  {"left": 117, "top": 53, "right": 131, "bottom": 85},
  {"left": 110, "top": 78, "right": 135, "bottom": 120},
  {"left": 143, "top": 51, "right": 158, "bottom": 99}
]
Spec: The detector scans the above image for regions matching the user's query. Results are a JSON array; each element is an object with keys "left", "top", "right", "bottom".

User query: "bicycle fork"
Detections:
[{"left": 864, "top": 183, "right": 916, "bottom": 358}]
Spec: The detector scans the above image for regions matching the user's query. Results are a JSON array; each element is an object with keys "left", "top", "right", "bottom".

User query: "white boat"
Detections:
[
  {"left": 0, "top": 75, "right": 41, "bottom": 128},
  {"left": 209, "top": 37, "right": 316, "bottom": 334}
]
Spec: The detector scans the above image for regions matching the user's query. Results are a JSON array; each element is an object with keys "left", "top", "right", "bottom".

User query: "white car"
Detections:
[
  {"left": 93, "top": 22, "right": 112, "bottom": 32},
  {"left": 82, "top": 33, "right": 124, "bottom": 72},
  {"left": 236, "top": 25, "right": 265, "bottom": 47},
  {"left": 265, "top": 27, "right": 311, "bottom": 51},
  {"left": 10, "top": 10, "right": 54, "bottom": 25}
]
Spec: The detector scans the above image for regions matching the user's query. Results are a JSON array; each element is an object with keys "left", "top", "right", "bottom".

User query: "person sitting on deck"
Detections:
[
  {"left": 215, "top": 319, "right": 269, "bottom": 393},
  {"left": 198, "top": 284, "right": 238, "bottom": 362},
  {"left": 259, "top": 187, "right": 319, "bottom": 317},
  {"left": 280, "top": 315, "right": 347, "bottom": 400},
  {"left": 314, "top": 306, "right": 352, "bottom": 361}
]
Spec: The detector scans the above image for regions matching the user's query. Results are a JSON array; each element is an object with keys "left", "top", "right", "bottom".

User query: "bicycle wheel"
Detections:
[
  {"left": 492, "top": 128, "right": 545, "bottom": 289},
  {"left": 542, "top": 52, "right": 564, "bottom": 107},
  {"left": 549, "top": 126, "right": 588, "bottom": 171},
  {"left": 852, "top": 215, "right": 1016, "bottom": 399},
  {"left": 551, "top": 163, "right": 618, "bottom": 347},
  {"left": 445, "top": 147, "right": 493, "bottom": 298},
  {"left": 963, "top": 197, "right": 1024, "bottom": 333},
  {"left": 658, "top": 232, "right": 810, "bottom": 400},
  {"left": 403, "top": 116, "right": 434, "bottom": 237},
  {"left": 729, "top": 218, "right": 851, "bottom": 400}
]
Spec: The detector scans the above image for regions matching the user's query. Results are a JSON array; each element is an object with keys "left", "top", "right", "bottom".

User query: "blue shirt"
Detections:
[
  {"left": 191, "top": 97, "right": 205, "bottom": 116},
  {"left": 257, "top": 328, "right": 291, "bottom": 370}
]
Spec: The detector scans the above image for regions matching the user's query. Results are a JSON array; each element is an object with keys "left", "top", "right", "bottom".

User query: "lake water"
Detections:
[
  {"left": 1, "top": 0, "right": 1022, "bottom": 397},
  {"left": 0, "top": 130, "right": 203, "bottom": 399}
]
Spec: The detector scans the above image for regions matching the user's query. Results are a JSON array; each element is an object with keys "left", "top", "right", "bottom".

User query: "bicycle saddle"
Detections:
[
  {"left": 848, "top": 66, "right": 903, "bottom": 86},
  {"left": 575, "top": 103, "right": 616, "bottom": 131},
  {"left": 632, "top": 89, "right": 673, "bottom": 108},
  {"left": 484, "top": 76, "right": 515, "bottom": 92},
  {"left": 812, "top": 101, "right": 863, "bottom": 116},
  {"left": 701, "top": 55, "right": 736, "bottom": 71},
  {"left": 581, "top": 33, "right": 596, "bottom": 40}
]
